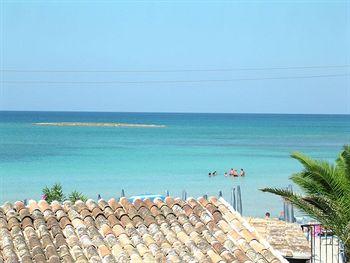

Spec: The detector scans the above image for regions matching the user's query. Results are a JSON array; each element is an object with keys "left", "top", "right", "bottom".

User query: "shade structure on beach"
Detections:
[
  {"left": 0, "top": 196, "right": 288, "bottom": 263},
  {"left": 127, "top": 194, "right": 165, "bottom": 203}
]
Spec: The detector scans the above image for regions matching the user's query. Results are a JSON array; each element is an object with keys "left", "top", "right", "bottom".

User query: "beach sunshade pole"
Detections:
[
  {"left": 285, "top": 199, "right": 289, "bottom": 222},
  {"left": 237, "top": 185, "right": 242, "bottom": 215},
  {"left": 288, "top": 184, "right": 295, "bottom": 222},
  {"left": 287, "top": 202, "right": 291, "bottom": 222},
  {"left": 284, "top": 187, "right": 291, "bottom": 222},
  {"left": 230, "top": 188, "right": 232, "bottom": 208},
  {"left": 233, "top": 188, "right": 236, "bottom": 210},
  {"left": 231, "top": 187, "right": 236, "bottom": 210},
  {"left": 182, "top": 190, "right": 187, "bottom": 200}
]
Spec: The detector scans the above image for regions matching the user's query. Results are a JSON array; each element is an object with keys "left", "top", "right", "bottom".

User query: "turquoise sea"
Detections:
[{"left": 0, "top": 111, "right": 349, "bottom": 216}]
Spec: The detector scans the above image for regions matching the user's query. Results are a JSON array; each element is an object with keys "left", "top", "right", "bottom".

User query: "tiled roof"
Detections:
[
  {"left": 0, "top": 196, "right": 287, "bottom": 263},
  {"left": 247, "top": 218, "right": 311, "bottom": 260}
]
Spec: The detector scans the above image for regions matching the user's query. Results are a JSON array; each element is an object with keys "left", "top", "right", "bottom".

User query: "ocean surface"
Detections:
[{"left": 1, "top": 111, "right": 349, "bottom": 216}]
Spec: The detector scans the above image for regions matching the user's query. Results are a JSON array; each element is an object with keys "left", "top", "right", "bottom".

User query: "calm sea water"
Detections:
[{"left": 0, "top": 111, "right": 349, "bottom": 216}]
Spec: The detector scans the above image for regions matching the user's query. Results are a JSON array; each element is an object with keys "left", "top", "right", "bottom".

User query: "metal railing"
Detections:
[{"left": 301, "top": 224, "right": 346, "bottom": 263}]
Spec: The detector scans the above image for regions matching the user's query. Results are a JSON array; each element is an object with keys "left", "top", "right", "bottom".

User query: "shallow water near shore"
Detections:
[{"left": 1, "top": 111, "right": 349, "bottom": 216}]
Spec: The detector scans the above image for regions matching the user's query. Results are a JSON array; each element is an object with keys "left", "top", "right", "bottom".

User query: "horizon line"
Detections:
[{"left": 1, "top": 109, "right": 349, "bottom": 116}]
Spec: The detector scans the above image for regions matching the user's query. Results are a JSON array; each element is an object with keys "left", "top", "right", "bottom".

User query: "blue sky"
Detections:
[{"left": 1, "top": 1, "right": 349, "bottom": 114}]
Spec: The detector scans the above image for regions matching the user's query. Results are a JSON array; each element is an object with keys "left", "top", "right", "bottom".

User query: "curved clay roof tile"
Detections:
[
  {"left": 114, "top": 208, "right": 127, "bottom": 220},
  {"left": 2, "top": 202, "right": 15, "bottom": 215},
  {"left": 19, "top": 208, "right": 31, "bottom": 221},
  {"left": 0, "top": 196, "right": 286, "bottom": 263},
  {"left": 90, "top": 207, "right": 103, "bottom": 219},
  {"left": 80, "top": 209, "right": 92, "bottom": 220},
  {"left": 100, "top": 224, "right": 113, "bottom": 237},
  {"left": 107, "top": 198, "right": 120, "bottom": 211},
  {"left": 187, "top": 198, "right": 199, "bottom": 209},
  {"left": 48, "top": 255, "right": 61, "bottom": 263},
  {"left": 27, "top": 200, "right": 40, "bottom": 214},
  {"left": 74, "top": 200, "right": 88, "bottom": 213},
  {"left": 101, "top": 206, "right": 114, "bottom": 218},
  {"left": 14, "top": 201, "right": 25, "bottom": 212},
  {"left": 165, "top": 196, "right": 175, "bottom": 208},
  {"left": 131, "top": 215, "right": 143, "bottom": 227},
  {"left": 142, "top": 198, "right": 155, "bottom": 210},
  {"left": 97, "top": 199, "right": 109, "bottom": 210},
  {"left": 38, "top": 200, "right": 51, "bottom": 212},
  {"left": 133, "top": 199, "right": 145, "bottom": 211},
  {"left": 86, "top": 199, "right": 99, "bottom": 210},
  {"left": 107, "top": 214, "right": 119, "bottom": 227},
  {"left": 119, "top": 197, "right": 129, "bottom": 208},
  {"left": 50, "top": 201, "right": 62, "bottom": 213},
  {"left": 153, "top": 198, "right": 166, "bottom": 209},
  {"left": 208, "top": 196, "right": 219, "bottom": 205},
  {"left": 197, "top": 196, "right": 209, "bottom": 207}
]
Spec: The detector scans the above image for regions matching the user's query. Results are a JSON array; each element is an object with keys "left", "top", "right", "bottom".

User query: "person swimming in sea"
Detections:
[
  {"left": 212, "top": 171, "right": 217, "bottom": 176},
  {"left": 233, "top": 169, "right": 239, "bottom": 177},
  {"left": 208, "top": 172, "right": 212, "bottom": 177},
  {"left": 240, "top": 168, "right": 245, "bottom": 176},
  {"left": 229, "top": 168, "right": 234, "bottom": 176}
]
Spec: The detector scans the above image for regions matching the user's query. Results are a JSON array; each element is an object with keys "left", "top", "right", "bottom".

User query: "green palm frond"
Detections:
[
  {"left": 261, "top": 188, "right": 330, "bottom": 223},
  {"left": 337, "top": 145, "right": 350, "bottom": 180},
  {"left": 291, "top": 152, "right": 349, "bottom": 198},
  {"left": 261, "top": 145, "right": 350, "bottom": 257},
  {"left": 69, "top": 190, "right": 88, "bottom": 203},
  {"left": 42, "top": 183, "right": 65, "bottom": 203},
  {"left": 290, "top": 173, "right": 327, "bottom": 196}
]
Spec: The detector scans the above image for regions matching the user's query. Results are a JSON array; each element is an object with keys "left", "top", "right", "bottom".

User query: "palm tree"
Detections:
[
  {"left": 68, "top": 190, "right": 88, "bottom": 203},
  {"left": 42, "top": 183, "right": 65, "bottom": 203},
  {"left": 42, "top": 184, "right": 88, "bottom": 204},
  {"left": 261, "top": 145, "right": 350, "bottom": 260}
]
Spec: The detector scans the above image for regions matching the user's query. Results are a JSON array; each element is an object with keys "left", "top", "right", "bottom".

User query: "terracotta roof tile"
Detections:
[
  {"left": 106, "top": 198, "right": 116, "bottom": 208},
  {"left": 27, "top": 200, "right": 39, "bottom": 214},
  {"left": 48, "top": 255, "right": 61, "bottom": 263},
  {"left": 114, "top": 207, "right": 127, "bottom": 220},
  {"left": 144, "top": 199, "right": 157, "bottom": 210},
  {"left": 14, "top": 201, "right": 25, "bottom": 212},
  {"left": 0, "top": 197, "right": 288, "bottom": 263},
  {"left": 38, "top": 200, "right": 51, "bottom": 212}
]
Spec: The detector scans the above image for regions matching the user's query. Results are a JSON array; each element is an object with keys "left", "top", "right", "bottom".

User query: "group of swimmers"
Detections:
[{"left": 209, "top": 168, "right": 245, "bottom": 177}]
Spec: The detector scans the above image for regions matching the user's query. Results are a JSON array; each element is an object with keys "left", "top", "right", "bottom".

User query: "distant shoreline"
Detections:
[{"left": 33, "top": 122, "right": 166, "bottom": 128}]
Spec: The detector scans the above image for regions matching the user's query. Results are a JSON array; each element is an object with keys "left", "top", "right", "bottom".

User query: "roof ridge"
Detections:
[{"left": 219, "top": 197, "right": 289, "bottom": 263}]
